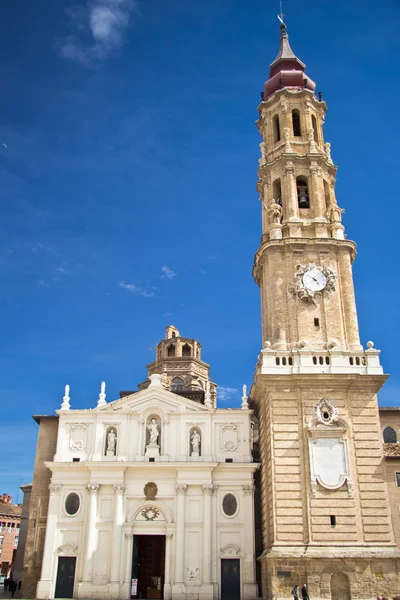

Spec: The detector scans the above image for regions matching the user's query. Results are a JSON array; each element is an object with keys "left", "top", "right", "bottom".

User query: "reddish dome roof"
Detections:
[{"left": 264, "top": 23, "right": 316, "bottom": 99}]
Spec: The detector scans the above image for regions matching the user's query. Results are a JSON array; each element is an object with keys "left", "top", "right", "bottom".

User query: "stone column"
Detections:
[
  {"left": 162, "top": 416, "right": 169, "bottom": 456},
  {"left": 137, "top": 416, "right": 144, "bottom": 457},
  {"left": 309, "top": 165, "right": 326, "bottom": 219},
  {"left": 83, "top": 484, "right": 100, "bottom": 581},
  {"left": 241, "top": 484, "right": 257, "bottom": 595},
  {"left": 124, "top": 533, "right": 134, "bottom": 584},
  {"left": 174, "top": 484, "right": 187, "bottom": 584},
  {"left": 338, "top": 248, "right": 361, "bottom": 350},
  {"left": 39, "top": 484, "right": 62, "bottom": 582},
  {"left": 110, "top": 485, "right": 125, "bottom": 582},
  {"left": 284, "top": 162, "right": 298, "bottom": 221},
  {"left": 202, "top": 485, "right": 214, "bottom": 584},
  {"left": 164, "top": 533, "right": 173, "bottom": 600}
]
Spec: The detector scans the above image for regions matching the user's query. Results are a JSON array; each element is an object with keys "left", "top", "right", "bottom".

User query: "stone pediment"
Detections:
[{"left": 95, "top": 374, "right": 210, "bottom": 415}]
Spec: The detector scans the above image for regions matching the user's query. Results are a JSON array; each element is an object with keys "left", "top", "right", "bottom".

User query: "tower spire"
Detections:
[{"left": 264, "top": 21, "right": 315, "bottom": 99}]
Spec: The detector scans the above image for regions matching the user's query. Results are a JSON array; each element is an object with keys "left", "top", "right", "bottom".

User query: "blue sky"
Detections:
[{"left": 1, "top": 0, "right": 399, "bottom": 502}]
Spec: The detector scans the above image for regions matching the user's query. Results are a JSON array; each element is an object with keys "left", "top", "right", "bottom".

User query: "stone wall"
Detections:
[{"left": 22, "top": 417, "right": 58, "bottom": 599}]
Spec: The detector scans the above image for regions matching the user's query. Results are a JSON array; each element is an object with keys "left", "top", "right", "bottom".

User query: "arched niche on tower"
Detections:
[
  {"left": 182, "top": 343, "right": 191, "bottom": 357},
  {"left": 272, "top": 178, "right": 282, "bottom": 206},
  {"left": 292, "top": 109, "right": 301, "bottom": 137},
  {"left": 170, "top": 376, "right": 185, "bottom": 392},
  {"left": 273, "top": 114, "right": 281, "bottom": 143},
  {"left": 297, "top": 176, "right": 310, "bottom": 209},
  {"left": 312, "top": 114, "right": 319, "bottom": 144},
  {"left": 167, "top": 343, "right": 176, "bottom": 357}
]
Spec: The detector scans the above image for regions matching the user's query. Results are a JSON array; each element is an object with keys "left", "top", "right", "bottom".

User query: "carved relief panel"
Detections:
[{"left": 69, "top": 424, "right": 87, "bottom": 451}]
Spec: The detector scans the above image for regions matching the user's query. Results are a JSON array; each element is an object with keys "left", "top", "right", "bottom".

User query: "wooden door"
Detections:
[
  {"left": 54, "top": 556, "right": 76, "bottom": 598},
  {"left": 221, "top": 559, "right": 240, "bottom": 600}
]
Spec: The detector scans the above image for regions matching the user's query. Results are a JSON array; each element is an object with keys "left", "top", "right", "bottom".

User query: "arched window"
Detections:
[
  {"left": 383, "top": 426, "right": 397, "bottom": 443},
  {"left": 167, "top": 344, "right": 176, "bottom": 357},
  {"left": 171, "top": 377, "right": 185, "bottom": 392},
  {"left": 273, "top": 115, "right": 281, "bottom": 142},
  {"left": 292, "top": 110, "right": 301, "bottom": 136},
  {"left": 171, "top": 332, "right": 176, "bottom": 338},
  {"left": 182, "top": 344, "right": 191, "bottom": 357},
  {"left": 312, "top": 115, "right": 318, "bottom": 143},
  {"left": 297, "top": 177, "right": 310, "bottom": 208},
  {"left": 273, "top": 179, "right": 282, "bottom": 206}
]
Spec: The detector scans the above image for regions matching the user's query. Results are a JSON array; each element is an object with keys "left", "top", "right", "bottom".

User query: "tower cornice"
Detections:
[{"left": 253, "top": 238, "right": 357, "bottom": 284}]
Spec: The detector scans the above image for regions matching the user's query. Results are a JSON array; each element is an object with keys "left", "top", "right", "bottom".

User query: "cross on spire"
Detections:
[{"left": 278, "top": 0, "right": 285, "bottom": 25}]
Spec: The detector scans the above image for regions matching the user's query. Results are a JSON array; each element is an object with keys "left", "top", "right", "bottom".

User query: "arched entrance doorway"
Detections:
[{"left": 331, "top": 572, "right": 351, "bottom": 600}]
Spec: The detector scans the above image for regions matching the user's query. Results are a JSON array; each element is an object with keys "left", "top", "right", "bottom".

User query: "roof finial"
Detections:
[{"left": 277, "top": 0, "right": 285, "bottom": 25}]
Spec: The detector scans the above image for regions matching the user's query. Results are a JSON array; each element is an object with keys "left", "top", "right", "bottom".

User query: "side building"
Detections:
[
  {"left": 0, "top": 494, "right": 21, "bottom": 579},
  {"left": 27, "top": 327, "right": 258, "bottom": 600}
]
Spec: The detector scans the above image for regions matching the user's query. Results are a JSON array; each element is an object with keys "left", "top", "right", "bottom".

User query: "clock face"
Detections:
[{"left": 302, "top": 268, "right": 327, "bottom": 292}]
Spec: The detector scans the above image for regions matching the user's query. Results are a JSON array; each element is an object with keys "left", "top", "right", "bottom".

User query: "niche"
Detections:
[
  {"left": 182, "top": 343, "right": 191, "bottom": 357},
  {"left": 312, "top": 115, "right": 318, "bottom": 144},
  {"left": 105, "top": 426, "right": 118, "bottom": 456},
  {"left": 190, "top": 427, "right": 202, "bottom": 457},
  {"left": 167, "top": 344, "right": 176, "bottom": 357},
  {"left": 297, "top": 177, "right": 310, "bottom": 208},
  {"left": 146, "top": 416, "right": 161, "bottom": 448},
  {"left": 292, "top": 110, "right": 301, "bottom": 136},
  {"left": 273, "top": 115, "right": 281, "bottom": 142},
  {"left": 272, "top": 178, "right": 282, "bottom": 206}
]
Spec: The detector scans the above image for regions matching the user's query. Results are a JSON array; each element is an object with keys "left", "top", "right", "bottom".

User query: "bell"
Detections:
[{"left": 299, "top": 194, "right": 309, "bottom": 208}]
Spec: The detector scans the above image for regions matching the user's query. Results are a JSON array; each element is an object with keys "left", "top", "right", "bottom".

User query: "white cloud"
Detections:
[
  {"left": 119, "top": 281, "right": 154, "bottom": 298},
  {"left": 60, "top": 0, "right": 137, "bottom": 64},
  {"left": 217, "top": 386, "right": 238, "bottom": 402},
  {"left": 56, "top": 267, "right": 68, "bottom": 274},
  {"left": 160, "top": 266, "right": 176, "bottom": 279}
]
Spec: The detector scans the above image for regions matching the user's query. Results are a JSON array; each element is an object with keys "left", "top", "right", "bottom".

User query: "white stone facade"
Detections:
[{"left": 36, "top": 375, "right": 258, "bottom": 600}]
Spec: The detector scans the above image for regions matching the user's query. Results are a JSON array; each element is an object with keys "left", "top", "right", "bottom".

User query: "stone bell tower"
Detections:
[{"left": 251, "top": 21, "right": 399, "bottom": 600}]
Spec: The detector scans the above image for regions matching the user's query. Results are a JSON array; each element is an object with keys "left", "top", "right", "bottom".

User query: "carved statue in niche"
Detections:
[
  {"left": 106, "top": 428, "right": 117, "bottom": 456},
  {"left": 147, "top": 419, "right": 159, "bottom": 446},
  {"left": 191, "top": 429, "right": 201, "bottom": 456}
]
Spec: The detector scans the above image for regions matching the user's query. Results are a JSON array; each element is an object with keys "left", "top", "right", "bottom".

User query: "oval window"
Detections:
[
  {"left": 222, "top": 493, "right": 238, "bottom": 517},
  {"left": 65, "top": 493, "right": 80, "bottom": 516}
]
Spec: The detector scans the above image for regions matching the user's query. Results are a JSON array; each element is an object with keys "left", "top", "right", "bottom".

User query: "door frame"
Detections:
[{"left": 53, "top": 545, "right": 78, "bottom": 599}]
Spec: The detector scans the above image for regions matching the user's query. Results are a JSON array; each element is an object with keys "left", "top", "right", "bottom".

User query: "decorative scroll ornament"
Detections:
[
  {"left": 49, "top": 484, "right": 62, "bottom": 494},
  {"left": 314, "top": 397, "right": 339, "bottom": 426},
  {"left": 290, "top": 263, "right": 337, "bottom": 305}
]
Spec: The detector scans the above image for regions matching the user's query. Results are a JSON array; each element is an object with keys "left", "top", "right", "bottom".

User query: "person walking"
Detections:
[
  {"left": 9, "top": 577, "right": 17, "bottom": 598},
  {"left": 292, "top": 584, "right": 299, "bottom": 599},
  {"left": 4, "top": 577, "right": 9, "bottom": 592},
  {"left": 302, "top": 583, "right": 309, "bottom": 600}
]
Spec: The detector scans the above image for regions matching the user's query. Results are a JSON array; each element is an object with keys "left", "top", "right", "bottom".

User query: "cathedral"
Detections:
[{"left": 19, "top": 18, "right": 400, "bottom": 600}]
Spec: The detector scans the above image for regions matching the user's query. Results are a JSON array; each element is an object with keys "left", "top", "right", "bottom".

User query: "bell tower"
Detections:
[
  {"left": 251, "top": 21, "right": 399, "bottom": 600},
  {"left": 255, "top": 21, "right": 363, "bottom": 356}
]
